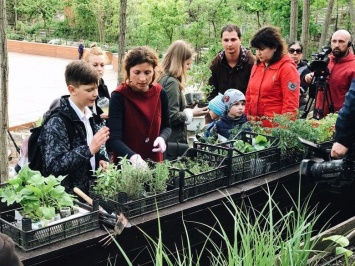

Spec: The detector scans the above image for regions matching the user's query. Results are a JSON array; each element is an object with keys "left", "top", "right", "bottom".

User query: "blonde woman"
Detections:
[
  {"left": 157, "top": 40, "right": 208, "bottom": 143},
  {"left": 84, "top": 46, "right": 111, "bottom": 160},
  {"left": 84, "top": 46, "right": 110, "bottom": 119}
]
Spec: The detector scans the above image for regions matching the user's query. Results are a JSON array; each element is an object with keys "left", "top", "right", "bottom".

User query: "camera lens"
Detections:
[
  {"left": 311, "top": 160, "right": 344, "bottom": 180},
  {"left": 300, "top": 159, "right": 345, "bottom": 181}
]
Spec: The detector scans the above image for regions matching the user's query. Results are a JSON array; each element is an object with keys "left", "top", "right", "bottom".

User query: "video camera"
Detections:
[
  {"left": 301, "top": 46, "right": 333, "bottom": 119},
  {"left": 307, "top": 46, "right": 332, "bottom": 98},
  {"left": 308, "top": 46, "right": 332, "bottom": 73},
  {"left": 299, "top": 138, "right": 355, "bottom": 193}
]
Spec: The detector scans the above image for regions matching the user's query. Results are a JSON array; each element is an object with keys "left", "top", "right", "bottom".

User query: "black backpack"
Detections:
[{"left": 27, "top": 111, "right": 75, "bottom": 175}]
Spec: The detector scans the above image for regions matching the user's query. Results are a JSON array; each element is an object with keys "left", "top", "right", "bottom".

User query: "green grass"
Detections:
[{"left": 106, "top": 179, "right": 328, "bottom": 265}]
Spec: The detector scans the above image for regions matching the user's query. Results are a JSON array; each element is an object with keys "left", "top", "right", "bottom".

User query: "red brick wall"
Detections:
[
  {"left": 7, "top": 40, "right": 113, "bottom": 64},
  {"left": 8, "top": 40, "right": 80, "bottom": 59}
]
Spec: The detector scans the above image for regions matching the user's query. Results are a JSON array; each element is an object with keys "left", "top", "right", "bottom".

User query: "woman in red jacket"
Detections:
[{"left": 245, "top": 26, "right": 300, "bottom": 127}]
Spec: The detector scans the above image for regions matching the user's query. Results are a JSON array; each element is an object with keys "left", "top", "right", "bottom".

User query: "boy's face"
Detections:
[
  {"left": 69, "top": 83, "right": 98, "bottom": 111},
  {"left": 228, "top": 101, "right": 245, "bottom": 118}
]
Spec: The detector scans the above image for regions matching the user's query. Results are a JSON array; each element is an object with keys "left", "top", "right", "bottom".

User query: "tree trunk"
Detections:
[
  {"left": 0, "top": 0, "right": 9, "bottom": 182},
  {"left": 301, "top": 0, "right": 311, "bottom": 58},
  {"left": 14, "top": 0, "right": 17, "bottom": 29},
  {"left": 349, "top": 0, "right": 355, "bottom": 36},
  {"left": 289, "top": 0, "right": 298, "bottom": 42},
  {"left": 117, "top": 0, "right": 127, "bottom": 85},
  {"left": 319, "top": 0, "right": 335, "bottom": 50}
]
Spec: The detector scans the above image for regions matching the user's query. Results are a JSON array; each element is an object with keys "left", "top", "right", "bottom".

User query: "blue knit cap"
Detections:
[{"left": 208, "top": 93, "right": 225, "bottom": 116}]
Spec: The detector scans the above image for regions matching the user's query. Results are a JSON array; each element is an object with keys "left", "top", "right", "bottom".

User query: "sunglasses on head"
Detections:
[{"left": 288, "top": 48, "right": 302, "bottom": 54}]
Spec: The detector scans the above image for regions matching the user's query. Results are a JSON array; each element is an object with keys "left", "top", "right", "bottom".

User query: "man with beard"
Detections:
[
  {"left": 305, "top": 30, "right": 355, "bottom": 118},
  {"left": 207, "top": 24, "right": 255, "bottom": 101}
]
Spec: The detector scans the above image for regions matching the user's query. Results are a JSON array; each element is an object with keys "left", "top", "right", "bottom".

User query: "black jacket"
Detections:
[
  {"left": 334, "top": 78, "right": 355, "bottom": 148},
  {"left": 297, "top": 60, "right": 311, "bottom": 108},
  {"left": 208, "top": 47, "right": 255, "bottom": 100},
  {"left": 39, "top": 96, "right": 107, "bottom": 194},
  {"left": 216, "top": 112, "right": 250, "bottom": 139}
]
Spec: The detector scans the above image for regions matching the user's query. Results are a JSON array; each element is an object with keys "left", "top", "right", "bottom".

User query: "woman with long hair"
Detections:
[{"left": 157, "top": 40, "right": 208, "bottom": 143}]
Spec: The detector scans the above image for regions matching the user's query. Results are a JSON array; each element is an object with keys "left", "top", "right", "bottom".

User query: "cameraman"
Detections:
[
  {"left": 331, "top": 78, "right": 355, "bottom": 159},
  {"left": 304, "top": 30, "right": 355, "bottom": 118}
]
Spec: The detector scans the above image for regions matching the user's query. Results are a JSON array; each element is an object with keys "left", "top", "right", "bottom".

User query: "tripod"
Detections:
[{"left": 301, "top": 70, "right": 334, "bottom": 120}]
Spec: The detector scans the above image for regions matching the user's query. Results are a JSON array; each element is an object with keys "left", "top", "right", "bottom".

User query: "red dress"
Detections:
[{"left": 114, "top": 83, "right": 163, "bottom": 162}]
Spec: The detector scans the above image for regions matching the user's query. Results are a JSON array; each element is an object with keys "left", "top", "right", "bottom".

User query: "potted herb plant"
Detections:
[{"left": 0, "top": 166, "right": 74, "bottom": 223}]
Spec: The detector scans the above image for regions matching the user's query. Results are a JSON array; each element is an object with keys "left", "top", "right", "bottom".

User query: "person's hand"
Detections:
[
  {"left": 100, "top": 113, "right": 108, "bottom": 119},
  {"left": 152, "top": 137, "right": 166, "bottom": 153},
  {"left": 304, "top": 72, "right": 314, "bottom": 84},
  {"left": 99, "top": 160, "right": 108, "bottom": 171},
  {"left": 129, "top": 154, "right": 148, "bottom": 170},
  {"left": 331, "top": 142, "right": 349, "bottom": 159},
  {"left": 89, "top": 126, "right": 110, "bottom": 155},
  {"left": 192, "top": 106, "right": 209, "bottom": 117}
]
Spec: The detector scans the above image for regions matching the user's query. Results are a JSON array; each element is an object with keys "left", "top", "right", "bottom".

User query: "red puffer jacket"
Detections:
[{"left": 245, "top": 55, "right": 300, "bottom": 127}]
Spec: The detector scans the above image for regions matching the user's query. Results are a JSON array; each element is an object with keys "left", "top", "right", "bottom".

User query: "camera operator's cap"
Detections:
[
  {"left": 222, "top": 89, "right": 246, "bottom": 111},
  {"left": 208, "top": 93, "right": 225, "bottom": 116}
]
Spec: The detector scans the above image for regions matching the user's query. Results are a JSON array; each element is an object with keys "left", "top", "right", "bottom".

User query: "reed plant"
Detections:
[{"left": 107, "top": 179, "right": 327, "bottom": 265}]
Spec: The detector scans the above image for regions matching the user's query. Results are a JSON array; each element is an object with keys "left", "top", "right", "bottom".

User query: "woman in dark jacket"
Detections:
[{"left": 288, "top": 42, "right": 311, "bottom": 111}]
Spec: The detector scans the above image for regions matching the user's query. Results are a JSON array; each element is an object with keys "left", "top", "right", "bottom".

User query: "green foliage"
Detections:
[
  {"left": 93, "top": 158, "right": 172, "bottom": 199},
  {"left": 187, "top": 64, "right": 213, "bottom": 96},
  {"left": 152, "top": 160, "right": 171, "bottom": 193},
  {"left": 233, "top": 135, "right": 270, "bottom": 153},
  {"left": 5, "top": 0, "right": 350, "bottom": 57},
  {"left": 323, "top": 235, "right": 355, "bottom": 266},
  {"left": 17, "top": 0, "right": 64, "bottom": 30},
  {"left": 251, "top": 113, "right": 337, "bottom": 154},
  {"left": 108, "top": 182, "right": 324, "bottom": 265},
  {"left": 0, "top": 166, "right": 74, "bottom": 221},
  {"left": 170, "top": 157, "right": 214, "bottom": 178}
]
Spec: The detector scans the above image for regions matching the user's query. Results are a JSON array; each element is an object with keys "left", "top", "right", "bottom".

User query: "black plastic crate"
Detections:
[
  {"left": 0, "top": 202, "right": 99, "bottom": 251},
  {"left": 169, "top": 148, "right": 228, "bottom": 202},
  {"left": 297, "top": 137, "right": 335, "bottom": 162},
  {"left": 279, "top": 147, "right": 309, "bottom": 170},
  {"left": 194, "top": 131, "right": 279, "bottom": 186},
  {"left": 90, "top": 177, "right": 182, "bottom": 220}
]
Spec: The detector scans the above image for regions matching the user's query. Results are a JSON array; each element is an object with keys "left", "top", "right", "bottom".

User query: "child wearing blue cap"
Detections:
[
  {"left": 203, "top": 93, "right": 225, "bottom": 139},
  {"left": 216, "top": 88, "right": 250, "bottom": 140}
]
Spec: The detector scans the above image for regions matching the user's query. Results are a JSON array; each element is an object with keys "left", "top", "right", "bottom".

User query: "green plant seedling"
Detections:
[
  {"left": 0, "top": 166, "right": 74, "bottom": 222},
  {"left": 323, "top": 235, "right": 355, "bottom": 266}
]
